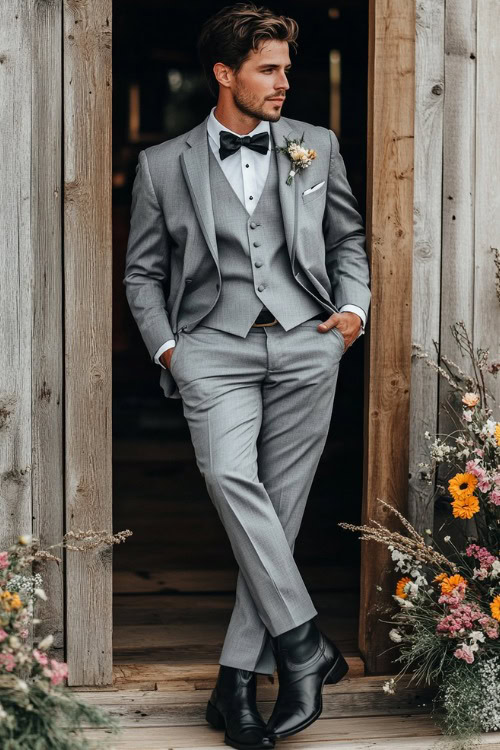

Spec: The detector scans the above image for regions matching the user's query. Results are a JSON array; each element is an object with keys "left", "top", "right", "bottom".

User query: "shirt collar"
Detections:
[{"left": 207, "top": 106, "right": 270, "bottom": 147}]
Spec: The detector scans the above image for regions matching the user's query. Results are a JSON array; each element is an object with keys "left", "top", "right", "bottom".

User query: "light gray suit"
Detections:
[{"left": 124, "top": 113, "right": 371, "bottom": 674}]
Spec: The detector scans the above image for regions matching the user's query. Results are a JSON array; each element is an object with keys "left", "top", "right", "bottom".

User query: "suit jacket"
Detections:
[{"left": 123, "top": 113, "right": 371, "bottom": 399}]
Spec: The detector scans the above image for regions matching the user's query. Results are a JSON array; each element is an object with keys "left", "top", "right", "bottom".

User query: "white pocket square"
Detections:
[{"left": 302, "top": 181, "right": 325, "bottom": 196}]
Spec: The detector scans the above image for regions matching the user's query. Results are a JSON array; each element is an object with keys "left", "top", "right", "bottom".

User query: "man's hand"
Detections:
[
  {"left": 316, "top": 311, "right": 362, "bottom": 352},
  {"left": 160, "top": 347, "right": 175, "bottom": 370}
]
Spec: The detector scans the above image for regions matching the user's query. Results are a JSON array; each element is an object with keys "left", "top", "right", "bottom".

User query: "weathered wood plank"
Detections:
[
  {"left": 63, "top": 0, "right": 113, "bottom": 685},
  {"left": 474, "top": 0, "right": 500, "bottom": 403},
  {"left": 80, "top": 715, "right": 451, "bottom": 748},
  {"left": 0, "top": 2, "right": 33, "bottom": 563},
  {"left": 31, "top": 0, "right": 65, "bottom": 662},
  {"left": 409, "top": 0, "right": 445, "bottom": 533},
  {"left": 361, "top": 0, "right": 416, "bottom": 673}
]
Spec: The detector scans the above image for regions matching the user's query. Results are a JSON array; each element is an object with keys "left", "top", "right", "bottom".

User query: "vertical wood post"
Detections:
[
  {"left": 63, "top": 0, "right": 113, "bottom": 686},
  {"left": 360, "top": 0, "right": 416, "bottom": 674}
]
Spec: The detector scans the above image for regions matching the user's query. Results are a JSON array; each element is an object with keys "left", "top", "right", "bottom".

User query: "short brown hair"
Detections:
[{"left": 197, "top": 3, "right": 299, "bottom": 98}]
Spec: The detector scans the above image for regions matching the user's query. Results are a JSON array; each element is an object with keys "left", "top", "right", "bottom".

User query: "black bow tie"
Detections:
[{"left": 219, "top": 130, "right": 270, "bottom": 160}]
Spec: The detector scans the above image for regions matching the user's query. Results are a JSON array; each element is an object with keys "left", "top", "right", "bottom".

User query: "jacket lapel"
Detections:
[
  {"left": 180, "top": 114, "right": 298, "bottom": 269},
  {"left": 180, "top": 116, "right": 219, "bottom": 266},
  {"left": 270, "top": 118, "right": 298, "bottom": 268}
]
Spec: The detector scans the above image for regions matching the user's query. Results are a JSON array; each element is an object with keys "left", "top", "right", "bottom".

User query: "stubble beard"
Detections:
[{"left": 232, "top": 81, "right": 282, "bottom": 123}]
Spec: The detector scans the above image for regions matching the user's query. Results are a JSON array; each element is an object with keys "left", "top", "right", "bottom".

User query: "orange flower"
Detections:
[
  {"left": 440, "top": 574, "right": 467, "bottom": 595},
  {"left": 433, "top": 572, "right": 447, "bottom": 583},
  {"left": 452, "top": 495, "right": 480, "bottom": 519},
  {"left": 491, "top": 595, "right": 500, "bottom": 622},
  {"left": 448, "top": 473, "right": 478, "bottom": 502},
  {"left": 462, "top": 393, "right": 479, "bottom": 407},
  {"left": 495, "top": 423, "right": 500, "bottom": 447},
  {"left": 395, "top": 577, "right": 412, "bottom": 599}
]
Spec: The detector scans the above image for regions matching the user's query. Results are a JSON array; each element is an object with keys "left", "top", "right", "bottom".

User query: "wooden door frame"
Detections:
[{"left": 60, "top": 0, "right": 415, "bottom": 684}]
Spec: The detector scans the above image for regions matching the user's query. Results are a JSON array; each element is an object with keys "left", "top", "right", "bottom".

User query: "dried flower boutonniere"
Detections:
[{"left": 275, "top": 133, "right": 317, "bottom": 185}]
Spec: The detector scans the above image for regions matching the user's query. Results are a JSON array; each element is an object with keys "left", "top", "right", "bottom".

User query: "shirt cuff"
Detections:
[
  {"left": 339, "top": 305, "right": 366, "bottom": 339},
  {"left": 154, "top": 339, "right": 176, "bottom": 369}
]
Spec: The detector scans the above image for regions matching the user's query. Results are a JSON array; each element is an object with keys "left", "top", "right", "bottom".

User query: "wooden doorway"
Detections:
[{"left": 8, "top": 0, "right": 415, "bottom": 685}]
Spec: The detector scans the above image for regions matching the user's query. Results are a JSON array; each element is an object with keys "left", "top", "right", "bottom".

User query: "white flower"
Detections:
[
  {"left": 490, "top": 561, "right": 500, "bottom": 579},
  {"left": 393, "top": 595, "right": 414, "bottom": 608},
  {"left": 37, "top": 634, "right": 54, "bottom": 651},
  {"left": 16, "top": 679, "right": 29, "bottom": 692},
  {"left": 389, "top": 629, "right": 402, "bottom": 643},
  {"left": 469, "top": 631, "right": 485, "bottom": 651},
  {"left": 34, "top": 588, "right": 47, "bottom": 601},
  {"left": 18, "top": 534, "right": 32, "bottom": 546},
  {"left": 383, "top": 678, "right": 396, "bottom": 694},
  {"left": 8, "top": 635, "right": 21, "bottom": 649},
  {"left": 444, "top": 535, "right": 451, "bottom": 543}
]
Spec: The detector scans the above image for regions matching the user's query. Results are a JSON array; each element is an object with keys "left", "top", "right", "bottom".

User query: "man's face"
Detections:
[{"left": 229, "top": 39, "right": 291, "bottom": 122}]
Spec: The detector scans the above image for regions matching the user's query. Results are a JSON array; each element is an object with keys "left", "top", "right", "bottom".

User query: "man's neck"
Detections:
[{"left": 213, "top": 104, "right": 262, "bottom": 135}]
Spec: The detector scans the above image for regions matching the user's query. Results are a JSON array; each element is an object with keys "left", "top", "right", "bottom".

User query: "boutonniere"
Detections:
[{"left": 275, "top": 132, "right": 317, "bottom": 185}]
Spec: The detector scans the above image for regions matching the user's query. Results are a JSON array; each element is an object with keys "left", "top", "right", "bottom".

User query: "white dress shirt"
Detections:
[{"left": 154, "top": 107, "right": 366, "bottom": 367}]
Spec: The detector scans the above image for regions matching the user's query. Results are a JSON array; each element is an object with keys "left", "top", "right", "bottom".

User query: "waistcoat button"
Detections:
[
  {"left": 254, "top": 261, "right": 263, "bottom": 267},
  {"left": 249, "top": 222, "right": 257, "bottom": 229},
  {"left": 257, "top": 284, "right": 265, "bottom": 292},
  {"left": 253, "top": 241, "right": 261, "bottom": 247}
]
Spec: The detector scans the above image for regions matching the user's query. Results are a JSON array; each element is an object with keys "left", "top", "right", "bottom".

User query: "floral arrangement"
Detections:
[
  {"left": 0, "top": 528, "right": 132, "bottom": 749},
  {"left": 340, "top": 322, "right": 500, "bottom": 747},
  {"left": 275, "top": 133, "right": 316, "bottom": 185}
]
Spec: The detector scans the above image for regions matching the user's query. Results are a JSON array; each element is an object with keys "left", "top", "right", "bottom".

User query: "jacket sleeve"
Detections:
[
  {"left": 123, "top": 149, "right": 175, "bottom": 362},
  {"left": 322, "top": 129, "right": 371, "bottom": 322}
]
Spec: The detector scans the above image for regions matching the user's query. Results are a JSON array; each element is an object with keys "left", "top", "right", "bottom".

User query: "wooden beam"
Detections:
[
  {"left": 360, "top": 0, "right": 416, "bottom": 673},
  {"left": 31, "top": 0, "right": 65, "bottom": 664},
  {"left": 63, "top": 0, "right": 113, "bottom": 685}
]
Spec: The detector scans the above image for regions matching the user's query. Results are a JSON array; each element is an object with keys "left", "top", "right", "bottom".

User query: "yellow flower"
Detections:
[
  {"left": 395, "top": 577, "right": 412, "bottom": 599},
  {"left": 495, "top": 423, "right": 500, "bottom": 447},
  {"left": 448, "top": 472, "right": 478, "bottom": 501},
  {"left": 462, "top": 392, "right": 480, "bottom": 407},
  {"left": 0, "top": 591, "right": 22, "bottom": 611},
  {"left": 452, "top": 495, "right": 480, "bottom": 519},
  {"left": 440, "top": 574, "right": 467, "bottom": 595},
  {"left": 491, "top": 595, "right": 500, "bottom": 622}
]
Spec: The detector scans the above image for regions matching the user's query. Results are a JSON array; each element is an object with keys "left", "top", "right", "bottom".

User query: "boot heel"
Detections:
[
  {"left": 325, "top": 654, "right": 349, "bottom": 684},
  {"left": 206, "top": 700, "right": 226, "bottom": 729}
]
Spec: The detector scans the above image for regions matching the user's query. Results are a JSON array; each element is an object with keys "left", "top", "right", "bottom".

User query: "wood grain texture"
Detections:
[
  {"left": 63, "top": 0, "right": 113, "bottom": 685},
  {"left": 408, "top": 0, "right": 445, "bottom": 533},
  {"left": 474, "top": 0, "right": 500, "bottom": 405},
  {"left": 361, "top": 0, "right": 416, "bottom": 673},
  {"left": 31, "top": 0, "right": 65, "bottom": 662},
  {"left": 0, "top": 2, "right": 33, "bottom": 561}
]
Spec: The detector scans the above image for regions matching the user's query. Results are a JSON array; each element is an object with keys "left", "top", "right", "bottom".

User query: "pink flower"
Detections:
[
  {"left": 466, "top": 544, "right": 496, "bottom": 569},
  {"left": 19, "top": 628, "right": 29, "bottom": 639},
  {"left": 463, "top": 410, "right": 472, "bottom": 423},
  {"left": 465, "top": 459, "right": 485, "bottom": 478},
  {"left": 474, "top": 449, "right": 484, "bottom": 458},
  {"left": 489, "top": 489, "right": 500, "bottom": 506},
  {"left": 478, "top": 478, "right": 492, "bottom": 492},
  {"left": 492, "top": 472, "right": 500, "bottom": 486},
  {"left": 48, "top": 658, "right": 68, "bottom": 686},
  {"left": 0, "top": 652, "right": 16, "bottom": 671},
  {"left": 0, "top": 552, "right": 8, "bottom": 570},
  {"left": 0, "top": 629, "right": 8, "bottom": 642},
  {"left": 33, "top": 648, "right": 49, "bottom": 666},
  {"left": 454, "top": 646, "right": 475, "bottom": 663}
]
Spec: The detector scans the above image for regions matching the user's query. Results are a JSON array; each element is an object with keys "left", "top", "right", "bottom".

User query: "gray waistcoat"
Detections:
[{"left": 199, "top": 136, "right": 324, "bottom": 337}]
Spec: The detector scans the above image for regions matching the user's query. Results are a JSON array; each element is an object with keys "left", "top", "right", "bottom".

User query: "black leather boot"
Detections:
[
  {"left": 265, "top": 618, "right": 349, "bottom": 739},
  {"left": 206, "top": 665, "right": 275, "bottom": 749}
]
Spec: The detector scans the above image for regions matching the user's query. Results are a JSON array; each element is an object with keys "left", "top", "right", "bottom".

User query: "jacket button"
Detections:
[
  {"left": 249, "top": 221, "right": 257, "bottom": 229},
  {"left": 257, "top": 284, "right": 265, "bottom": 292},
  {"left": 253, "top": 241, "right": 261, "bottom": 247},
  {"left": 254, "top": 261, "right": 263, "bottom": 268}
]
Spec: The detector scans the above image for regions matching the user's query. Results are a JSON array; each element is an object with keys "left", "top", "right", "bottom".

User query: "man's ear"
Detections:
[{"left": 213, "top": 62, "right": 232, "bottom": 89}]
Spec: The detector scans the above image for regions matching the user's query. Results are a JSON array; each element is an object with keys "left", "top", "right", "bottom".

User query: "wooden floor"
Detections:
[
  {"left": 93, "top": 452, "right": 497, "bottom": 746},
  {"left": 70, "top": 570, "right": 497, "bottom": 748}
]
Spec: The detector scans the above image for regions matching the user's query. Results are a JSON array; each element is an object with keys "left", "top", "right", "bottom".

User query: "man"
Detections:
[{"left": 124, "top": 3, "right": 371, "bottom": 747}]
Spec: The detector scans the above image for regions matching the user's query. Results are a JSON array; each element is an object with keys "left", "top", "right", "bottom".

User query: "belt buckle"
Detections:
[{"left": 252, "top": 318, "right": 278, "bottom": 327}]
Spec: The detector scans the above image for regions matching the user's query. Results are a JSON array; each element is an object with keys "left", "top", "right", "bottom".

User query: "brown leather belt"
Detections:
[
  {"left": 250, "top": 309, "right": 331, "bottom": 327},
  {"left": 251, "top": 309, "right": 279, "bottom": 327}
]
